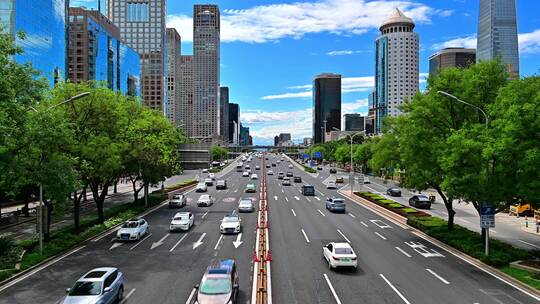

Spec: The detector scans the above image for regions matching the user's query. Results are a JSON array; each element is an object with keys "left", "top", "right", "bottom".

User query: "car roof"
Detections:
[
  {"left": 206, "top": 259, "right": 235, "bottom": 275},
  {"left": 174, "top": 212, "right": 191, "bottom": 217},
  {"left": 331, "top": 242, "right": 352, "bottom": 249},
  {"left": 80, "top": 267, "right": 117, "bottom": 281}
]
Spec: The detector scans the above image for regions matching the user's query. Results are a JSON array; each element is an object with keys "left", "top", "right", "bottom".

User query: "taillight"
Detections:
[
  {"left": 332, "top": 256, "right": 340, "bottom": 261},
  {"left": 351, "top": 257, "right": 357, "bottom": 260}
]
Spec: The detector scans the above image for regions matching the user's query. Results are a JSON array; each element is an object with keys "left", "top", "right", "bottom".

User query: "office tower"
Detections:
[
  {"left": 344, "top": 114, "right": 365, "bottom": 132},
  {"left": 228, "top": 103, "right": 239, "bottom": 145},
  {"left": 374, "top": 8, "right": 419, "bottom": 133},
  {"left": 68, "top": 7, "right": 141, "bottom": 97},
  {"left": 0, "top": 0, "right": 67, "bottom": 86},
  {"left": 165, "top": 28, "right": 181, "bottom": 126},
  {"left": 106, "top": 0, "right": 166, "bottom": 111},
  {"left": 279, "top": 133, "right": 291, "bottom": 143},
  {"left": 313, "top": 73, "right": 341, "bottom": 144},
  {"left": 366, "top": 91, "right": 375, "bottom": 135},
  {"left": 219, "top": 87, "right": 229, "bottom": 144},
  {"left": 477, "top": 0, "right": 519, "bottom": 78},
  {"left": 193, "top": 4, "right": 220, "bottom": 139},
  {"left": 274, "top": 136, "right": 280, "bottom": 147},
  {"left": 240, "top": 124, "right": 250, "bottom": 146},
  {"left": 179, "top": 55, "right": 194, "bottom": 136},
  {"left": 429, "top": 47, "right": 476, "bottom": 76}
]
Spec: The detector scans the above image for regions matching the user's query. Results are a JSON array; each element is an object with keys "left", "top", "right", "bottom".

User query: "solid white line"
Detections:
[
  {"left": 349, "top": 213, "right": 356, "bottom": 218},
  {"left": 317, "top": 209, "right": 326, "bottom": 217},
  {"left": 306, "top": 197, "right": 311, "bottom": 202},
  {"left": 281, "top": 189, "right": 284, "bottom": 193},
  {"left": 202, "top": 211, "right": 209, "bottom": 219},
  {"left": 285, "top": 197, "right": 289, "bottom": 202},
  {"left": 119, "top": 288, "right": 136, "bottom": 304},
  {"left": 426, "top": 268, "right": 450, "bottom": 284},
  {"left": 395, "top": 247, "right": 412, "bottom": 258},
  {"left": 361, "top": 221, "right": 368, "bottom": 227},
  {"left": 379, "top": 274, "right": 411, "bottom": 304},
  {"left": 291, "top": 209, "right": 297, "bottom": 217},
  {"left": 214, "top": 234, "right": 224, "bottom": 250},
  {"left": 185, "top": 288, "right": 197, "bottom": 304},
  {"left": 337, "top": 229, "right": 351, "bottom": 243},
  {"left": 301, "top": 229, "right": 310, "bottom": 243},
  {"left": 314, "top": 197, "right": 320, "bottom": 201},
  {"left": 323, "top": 274, "right": 343, "bottom": 304},
  {"left": 294, "top": 196, "right": 300, "bottom": 201},
  {"left": 129, "top": 233, "right": 153, "bottom": 250},
  {"left": 374, "top": 232, "right": 387, "bottom": 240},
  {"left": 518, "top": 239, "right": 540, "bottom": 250},
  {"left": 169, "top": 233, "right": 189, "bottom": 252}
]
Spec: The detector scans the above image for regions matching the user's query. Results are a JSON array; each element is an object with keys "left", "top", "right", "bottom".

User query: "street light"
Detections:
[
  {"left": 29, "top": 91, "right": 90, "bottom": 255},
  {"left": 333, "top": 128, "right": 364, "bottom": 194},
  {"left": 437, "top": 91, "right": 489, "bottom": 128}
]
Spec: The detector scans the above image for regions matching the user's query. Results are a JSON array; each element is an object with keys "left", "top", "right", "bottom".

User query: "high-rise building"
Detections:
[
  {"left": 107, "top": 0, "right": 166, "bottom": 111},
  {"left": 429, "top": 47, "right": 476, "bottom": 76},
  {"left": 279, "top": 133, "right": 292, "bottom": 143},
  {"left": 219, "top": 87, "right": 229, "bottom": 144},
  {"left": 165, "top": 28, "right": 181, "bottom": 126},
  {"left": 303, "top": 138, "right": 313, "bottom": 146},
  {"left": 374, "top": 8, "right": 419, "bottom": 133},
  {"left": 179, "top": 55, "right": 194, "bottom": 136},
  {"left": 313, "top": 73, "right": 341, "bottom": 144},
  {"left": 240, "top": 124, "right": 250, "bottom": 146},
  {"left": 0, "top": 0, "right": 68, "bottom": 86},
  {"left": 344, "top": 114, "right": 365, "bottom": 132},
  {"left": 366, "top": 91, "right": 375, "bottom": 135},
  {"left": 68, "top": 7, "right": 141, "bottom": 97},
  {"left": 477, "top": 0, "right": 519, "bottom": 78},
  {"left": 228, "top": 103, "right": 239, "bottom": 145},
  {"left": 274, "top": 136, "right": 280, "bottom": 147},
  {"left": 193, "top": 4, "right": 220, "bottom": 139}
]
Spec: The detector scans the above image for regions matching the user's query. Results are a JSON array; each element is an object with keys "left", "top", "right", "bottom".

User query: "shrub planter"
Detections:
[
  {"left": 510, "top": 260, "right": 540, "bottom": 273},
  {"left": 354, "top": 192, "right": 431, "bottom": 218}
]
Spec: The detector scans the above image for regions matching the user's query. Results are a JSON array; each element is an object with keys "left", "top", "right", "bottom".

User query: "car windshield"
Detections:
[
  {"left": 333, "top": 199, "right": 345, "bottom": 204},
  {"left": 200, "top": 195, "right": 210, "bottom": 199},
  {"left": 335, "top": 247, "right": 354, "bottom": 254},
  {"left": 174, "top": 195, "right": 182, "bottom": 199},
  {"left": 122, "top": 222, "right": 138, "bottom": 228},
  {"left": 197, "top": 183, "right": 205, "bottom": 187},
  {"left": 240, "top": 200, "right": 252, "bottom": 205},
  {"left": 69, "top": 281, "right": 102, "bottom": 296},
  {"left": 223, "top": 216, "right": 239, "bottom": 222},
  {"left": 200, "top": 277, "right": 231, "bottom": 295},
  {"left": 174, "top": 215, "right": 188, "bottom": 221}
]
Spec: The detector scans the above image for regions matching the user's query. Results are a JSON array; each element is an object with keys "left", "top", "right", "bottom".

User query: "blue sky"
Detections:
[{"left": 73, "top": 0, "right": 540, "bottom": 145}]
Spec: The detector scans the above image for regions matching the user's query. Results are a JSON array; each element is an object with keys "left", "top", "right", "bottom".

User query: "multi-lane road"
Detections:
[{"left": 0, "top": 153, "right": 538, "bottom": 304}]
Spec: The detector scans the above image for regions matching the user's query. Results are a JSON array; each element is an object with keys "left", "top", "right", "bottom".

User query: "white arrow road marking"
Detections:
[
  {"left": 301, "top": 229, "right": 310, "bottom": 243},
  {"left": 337, "top": 229, "right": 351, "bottom": 243},
  {"left": 129, "top": 233, "right": 152, "bottom": 250},
  {"left": 317, "top": 209, "right": 326, "bottom": 217},
  {"left": 380, "top": 274, "right": 411, "bottom": 304},
  {"left": 370, "top": 219, "right": 392, "bottom": 229},
  {"left": 291, "top": 209, "right": 297, "bottom": 217},
  {"left": 349, "top": 213, "right": 356, "bottom": 218},
  {"left": 274, "top": 196, "right": 278, "bottom": 201},
  {"left": 233, "top": 233, "right": 243, "bottom": 248},
  {"left": 323, "top": 274, "right": 342, "bottom": 304},
  {"left": 109, "top": 242, "right": 123, "bottom": 250},
  {"left": 170, "top": 233, "right": 189, "bottom": 252},
  {"left": 426, "top": 268, "right": 450, "bottom": 284},
  {"left": 151, "top": 233, "right": 171, "bottom": 250},
  {"left": 193, "top": 233, "right": 206, "bottom": 249},
  {"left": 294, "top": 196, "right": 300, "bottom": 201},
  {"left": 214, "top": 234, "right": 224, "bottom": 250},
  {"left": 404, "top": 241, "right": 445, "bottom": 258},
  {"left": 202, "top": 211, "right": 209, "bottom": 219},
  {"left": 395, "top": 247, "right": 412, "bottom": 258},
  {"left": 314, "top": 197, "right": 320, "bottom": 201}
]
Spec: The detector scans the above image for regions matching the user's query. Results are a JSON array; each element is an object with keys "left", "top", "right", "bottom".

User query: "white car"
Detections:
[
  {"left": 116, "top": 218, "right": 148, "bottom": 241},
  {"left": 170, "top": 212, "right": 194, "bottom": 231},
  {"left": 208, "top": 173, "right": 216, "bottom": 180},
  {"left": 197, "top": 194, "right": 214, "bottom": 207},
  {"left": 242, "top": 171, "right": 249, "bottom": 177},
  {"left": 255, "top": 165, "right": 261, "bottom": 170},
  {"left": 326, "top": 181, "right": 337, "bottom": 189},
  {"left": 204, "top": 178, "right": 213, "bottom": 186},
  {"left": 250, "top": 174, "right": 258, "bottom": 180},
  {"left": 363, "top": 177, "right": 370, "bottom": 184},
  {"left": 202, "top": 168, "right": 209, "bottom": 173},
  {"left": 288, "top": 164, "right": 293, "bottom": 169},
  {"left": 169, "top": 194, "right": 187, "bottom": 208},
  {"left": 196, "top": 182, "right": 207, "bottom": 192},
  {"left": 267, "top": 170, "right": 274, "bottom": 175},
  {"left": 323, "top": 242, "right": 358, "bottom": 269},
  {"left": 220, "top": 213, "right": 241, "bottom": 234}
]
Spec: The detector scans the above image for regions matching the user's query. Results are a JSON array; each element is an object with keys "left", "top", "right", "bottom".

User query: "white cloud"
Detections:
[
  {"left": 288, "top": 84, "right": 312, "bottom": 90},
  {"left": 342, "top": 99, "right": 368, "bottom": 114},
  {"left": 419, "top": 72, "right": 429, "bottom": 84},
  {"left": 431, "top": 35, "right": 477, "bottom": 51},
  {"left": 167, "top": 0, "right": 447, "bottom": 43},
  {"left": 327, "top": 50, "right": 361, "bottom": 56},
  {"left": 261, "top": 91, "right": 312, "bottom": 100},
  {"left": 242, "top": 108, "right": 313, "bottom": 141}
]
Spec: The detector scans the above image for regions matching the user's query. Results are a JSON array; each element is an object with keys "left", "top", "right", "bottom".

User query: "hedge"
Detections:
[{"left": 303, "top": 165, "right": 317, "bottom": 173}]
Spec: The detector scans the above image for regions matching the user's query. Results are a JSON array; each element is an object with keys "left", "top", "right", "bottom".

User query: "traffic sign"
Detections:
[
  {"left": 480, "top": 204, "right": 495, "bottom": 228},
  {"left": 313, "top": 151, "right": 322, "bottom": 159},
  {"left": 303, "top": 153, "right": 310, "bottom": 159}
]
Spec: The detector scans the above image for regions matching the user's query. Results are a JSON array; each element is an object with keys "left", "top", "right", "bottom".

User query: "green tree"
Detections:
[
  {"left": 210, "top": 145, "right": 228, "bottom": 161},
  {"left": 369, "top": 129, "right": 400, "bottom": 180},
  {"left": 353, "top": 140, "right": 373, "bottom": 174},
  {"left": 334, "top": 143, "right": 350, "bottom": 165}
]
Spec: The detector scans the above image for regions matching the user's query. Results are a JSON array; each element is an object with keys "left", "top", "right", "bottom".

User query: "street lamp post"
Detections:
[
  {"left": 333, "top": 128, "right": 364, "bottom": 194},
  {"left": 29, "top": 92, "right": 90, "bottom": 255}
]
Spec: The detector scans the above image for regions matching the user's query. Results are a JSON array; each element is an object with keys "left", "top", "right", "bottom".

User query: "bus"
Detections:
[{"left": 236, "top": 162, "right": 243, "bottom": 172}]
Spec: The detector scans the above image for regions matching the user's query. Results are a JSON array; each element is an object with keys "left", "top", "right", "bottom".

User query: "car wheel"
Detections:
[{"left": 117, "top": 285, "right": 124, "bottom": 302}]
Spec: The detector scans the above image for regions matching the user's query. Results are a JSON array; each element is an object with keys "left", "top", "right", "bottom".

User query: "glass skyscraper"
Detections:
[
  {"left": 313, "top": 73, "right": 341, "bottom": 144},
  {"left": 477, "top": 0, "right": 519, "bottom": 78},
  {"left": 0, "top": 0, "right": 67, "bottom": 86}
]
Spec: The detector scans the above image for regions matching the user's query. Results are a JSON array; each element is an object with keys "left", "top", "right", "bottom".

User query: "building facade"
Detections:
[
  {"left": 274, "top": 136, "right": 280, "bottom": 147},
  {"left": 68, "top": 7, "right": 140, "bottom": 97},
  {"left": 344, "top": 114, "right": 365, "bottom": 132},
  {"left": 374, "top": 8, "right": 419, "bottom": 133},
  {"left": 0, "top": 0, "right": 67, "bottom": 86},
  {"left": 178, "top": 55, "right": 194, "bottom": 136},
  {"left": 429, "top": 47, "right": 476, "bottom": 76},
  {"left": 313, "top": 73, "right": 341, "bottom": 144},
  {"left": 477, "top": 0, "right": 519, "bottom": 78},
  {"left": 219, "top": 87, "right": 229, "bottom": 144},
  {"left": 165, "top": 28, "right": 181, "bottom": 125},
  {"left": 106, "top": 0, "right": 166, "bottom": 111},
  {"left": 279, "top": 133, "right": 291, "bottom": 143},
  {"left": 240, "top": 124, "right": 250, "bottom": 146},
  {"left": 366, "top": 91, "right": 375, "bottom": 135},
  {"left": 228, "top": 103, "right": 239, "bottom": 145},
  {"left": 303, "top": 137, "right": 313, "bottom": 146},
  {"left": 193, "top": 4, "right": 220, "bottom": 139}
]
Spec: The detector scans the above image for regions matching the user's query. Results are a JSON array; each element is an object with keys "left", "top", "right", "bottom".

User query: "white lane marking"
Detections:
[
  {"left": 129, "top": 233, "right": 153, "bottom": 250},
  {"left": 370, "top": 219, "right": 392, "bottom": 229},
  {"left": 317, "top": 209, "right": 326, "bottom": 217},
  {"left": 316, "top": 190, "right": 325, "bottom": 196},
  {"left": 294, "top": 196, "right": 300, "bottom": 201},
  {"left": 518, "top": 240, "right": 540, "bottom": 250},
  {"left": 281, "top": 189, "right": 284, "bottom": 193},
  {"left": 361, "top": 221, "right": 369, "bottom": 227},
  {"left": 301, "top": 229, "right": 310, "bottom": 243},
  {"left": 337, "top": 229, "right": 351, "bottom": 243},
  {"left": 274, "top": 195, "right": 278, "bottom": 201},
  {"left": 314, "top": 197, "right": 320, "bottom": 201},
  {"left": 323, "top": 274, "right": 343, "bottom": 304},
  {"left": 379, "top": 274, "right": 411, "bottom": 304},
  {"left": 233, "top": 233, "right": 243, "bottom": 248},
  {"left": 119, "top": 288, "right": 136, "bottom": 304},
  {"left": 349, "top": 213, "right": 356, "bottom": 218},
  {"left": 234, "top": 189, "right": 238, "bottom": 193},
  {"left": 202, "top": 211, "right": 209, "bottom": 219},
  {"left": 395, "top": 247, "right": 412, "bottom": 258},
  {"left": 169, "top": 233, "right": 189, "bottom": 252},
  {"left": 151, "top": 233, "right": 171, "bottom": 250},
  {"left": 374, "top": 232, "right": 387, "bottom": 240},
  {"left": 185, "top": 288, "right": 197, "bottom": 304},
  {"left": 285, "top": 197, "right": 289, "bottom": 202},
  {"left": 291, "top": 209, "right": 297, "bottom": 217},
  {"left": 306, "top": 197, "right": 311, "bottom": 202},
  {"left": 214, "top": 234, "right": 224, "bottom": 250},
  {"left": 193, "top": 233, "right": 206, "bottom": 249},
  {"left": 404, "top": 241, "right": 445, "bottom": 258},
  {"left": 426, "top": 268, "right": 450, "bottom": 284}
]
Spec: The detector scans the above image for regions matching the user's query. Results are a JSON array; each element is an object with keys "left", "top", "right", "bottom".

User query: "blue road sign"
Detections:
[
  {"left": 310, "top": 160, "right": 314, "bottom": 168},
  {"left": 314, "top": 151, "right": 322, "bottom": 159},
  {"left": 303, "top": 153, "right": 310, "bottom": 159},
  {"left": 480, "top": 204, "right": 495, "bottom": 215}
]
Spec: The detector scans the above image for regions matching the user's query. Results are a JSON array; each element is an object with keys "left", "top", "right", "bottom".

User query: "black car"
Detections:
[
  {"left": 293, "top": 176, "right": 302, "bottom": 183},
  {"left": 266, "top": 164, "right": 271, "bottom": 168},
  {"left": 317, "top": 166, "right": 323, "bottom": 171},
  {"left": 271, "top": 163, "right": 276, "bottom": 167},
  {"left": 409, "top": 195, "right": 431, "bottom": 209},
  {"left": 329, "top": 168, "right": 337, "bottom": 174},
  {"left": 302, "top": 185, "right": 315, "bottom": 196},
  {"left": 386, "top": 187, "right": 401, "bottom": 197},
  {"left": 286, "top": 172, "right": 293, "bottom": 177}
]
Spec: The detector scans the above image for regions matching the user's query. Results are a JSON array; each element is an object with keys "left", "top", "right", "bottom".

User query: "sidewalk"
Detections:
[{"left": 0, "top": 171, "right": 198, "bottom": 241}]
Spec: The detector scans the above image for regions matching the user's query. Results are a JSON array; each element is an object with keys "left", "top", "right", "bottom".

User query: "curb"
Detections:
[{"left": 339, "top": 189, "right": 540, "bottom": 301}]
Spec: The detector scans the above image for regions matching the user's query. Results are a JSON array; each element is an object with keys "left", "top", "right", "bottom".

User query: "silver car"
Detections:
[
  {"left": 62, "top": 267, "right": 124, "bottom": 304},
  {"left": 238, "top": 198, "right": 255, "bottom": 213}
]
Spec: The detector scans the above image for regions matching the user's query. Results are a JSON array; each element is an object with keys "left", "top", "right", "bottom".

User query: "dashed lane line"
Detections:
[
  {"left": 426, "top": 268, "right": 450, "bottom": 284},
  {"left": 379, "top": 274, "right": 411, "bottom": 304},
  {"left": 395, "top": 246, "right": 412, "bottom": 258},
  {"left": 301, "top": 229, "right": 310, "bottom": 243},
  {"left": 285, "top": 197, "right": 289, "bottom": 202},
  {"left": 202, "top": 211, "right": 209, "bottom": 219},
  {"left": 323, "top": 274, "right": 343, "bottom": 304},
  {"left": 294, "top": 196, "right": 300, "bottom": 201},
  {"left": 185, "top": 288, "right": 197, "bottom": 304},
  {"left": 314, "top": 197, "right": 321, "bottom": 201},
  {"left": 119, "top": 288, "right": 136, "bottom": 304},
  {"left": 129, "top": 233, "right": 152, "bottom": 251},
  {"left": 317, "top": 209, "right": 326, "bottom": 217},
  {"left": 214, "top": 234, "right": 224, "bottom": 250},
  {"left": 348, "top": 213, "right": 356, "bottom": 218},
  {"left": 374, "top": 232, "right": 387, "bottom": 240},
  {"left": 291, "top": 209, "right": 297, "bottom": 217},
  {"left": 337, "top": 229, "right": 351, "bottom": 243},
  {"left": 360, "top": 221, "right": 368, "bottom": 227},
  {"left": 169, "top": 233, "right": 189, "bottom": 252}
]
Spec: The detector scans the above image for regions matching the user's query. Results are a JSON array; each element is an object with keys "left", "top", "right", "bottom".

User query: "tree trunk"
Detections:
[
  {"left": 432, "top": 184, "right": 455, "bottom": 231},
  {"left": 113, "top": 180, "right": 118, "bottom": 193},
  {"left": 130, "top": 177, "right": 143, "bottom": 202},
  {"left": 144, "top": 183, "right": 148, "bottom": 208},
  {"left": 42, "top": 197, "right": 53, "bottom": 241},
  {"left": 90, "top": 181, "right": 110, "bottom": 224}
]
